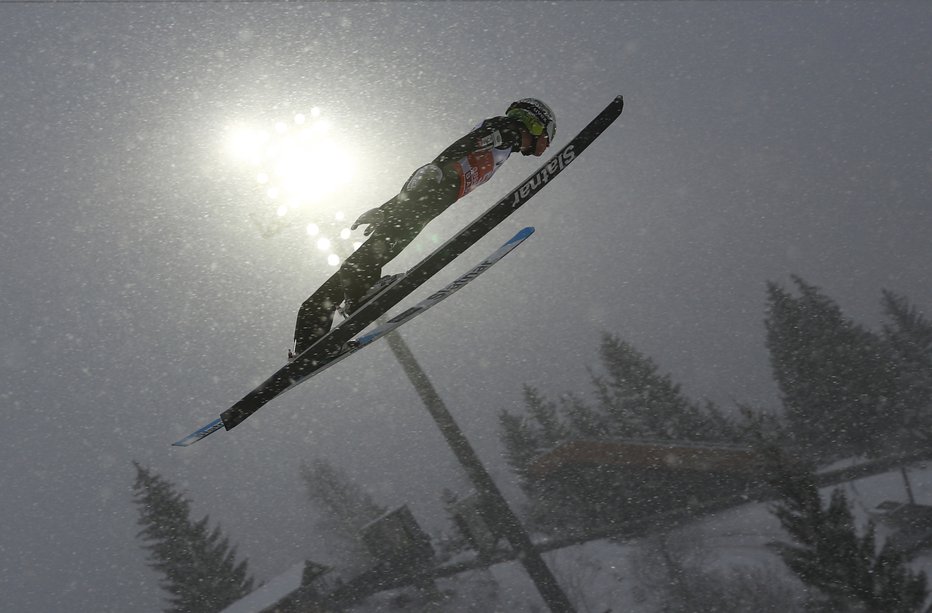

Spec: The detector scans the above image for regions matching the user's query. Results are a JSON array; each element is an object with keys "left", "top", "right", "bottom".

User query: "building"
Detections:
[
  {"left": 220, "top": 560, "right": 332, "bottom": 613},
  {"left": 526, "top": 438, "right": 767, "bottom": 531},
  {"left": 870, "top": 500, "right": 932, "bottom": 557}
]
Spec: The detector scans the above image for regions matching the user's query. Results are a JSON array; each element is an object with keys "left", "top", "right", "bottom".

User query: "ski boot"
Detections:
[{"left": 339, "top": 273, "right": 405, "bottom": 318}]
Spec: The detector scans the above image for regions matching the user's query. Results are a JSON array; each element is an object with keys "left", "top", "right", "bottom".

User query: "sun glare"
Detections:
[
  {"left": 226, "top": 113, "right": 355, "bottom": 207},
  {"left": 224, "top": 108, "right": 358, "bottom": 265}
]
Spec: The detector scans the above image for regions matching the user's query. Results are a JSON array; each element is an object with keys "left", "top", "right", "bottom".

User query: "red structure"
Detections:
[
  {"left": 524, "top": 439, "right": 768, "bottom": 533},
  {"left": 529, "top": 439, "right": 763, "bottom": 478}
]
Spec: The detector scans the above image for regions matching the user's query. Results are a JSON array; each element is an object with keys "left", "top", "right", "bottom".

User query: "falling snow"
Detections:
[{"left": 1, "top": 2, "right": 931, "bottom": 611}]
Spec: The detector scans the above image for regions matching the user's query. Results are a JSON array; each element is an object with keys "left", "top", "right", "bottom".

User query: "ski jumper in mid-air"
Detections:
[{"left": 291, "top": 98, "right": 557, "bottom": 358}]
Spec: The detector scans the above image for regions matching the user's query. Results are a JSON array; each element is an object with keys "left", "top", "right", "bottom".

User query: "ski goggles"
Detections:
[{"left": 508, "top": 108, "right": 555, "bottom": 141}]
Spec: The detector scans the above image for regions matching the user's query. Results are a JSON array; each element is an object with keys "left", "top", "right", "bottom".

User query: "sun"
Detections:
[
  {"left": 226, "top": 108, "right": 356, "bottom": 209},
  {"left": 224, "top": 108, "right": 359, "bottom": 265}
]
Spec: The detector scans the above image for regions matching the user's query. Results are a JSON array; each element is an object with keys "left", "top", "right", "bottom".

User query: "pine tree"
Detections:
[
  {"left": 436, "top": 488, "right": 470, "bottom": 558},
  {"left": 132, "top": 462, "right": 254, "bottom": 613},
  {"left": 522, "top": 385, "right": 568, "bottom": 448},
  {"left": 499, "top": 333, "right": 742, "bottom": 534},
  {"left": 299, "top": 458, "right": 386, "bottom": 569},
  {"left": 498, "top": 409, "right": 543, "bottom": 491},
  {"left": 882, "top": 290, "right": 932, "bottom": 450},
  {"left": 765, "top": 277, "right": 898, "bottom": 462},
  {"left": 591, "top": 333, "right": 738, "bottom": 442},
  {"left": 872, "top": 544, "right": 931, "bottom": 613},
  {"left": 499, "top": 404, "right": 582, "bottom": 531},
  {"left": 499, "top": 333, "right": 740, "bottom": 486},
  {"left": 768, "top": 454, "right": 928, "bottom": 612},
  {"left": 498, "top": 386, "right": 570, "bottom": 490},
  {"left": 562, "top": 390, "right": 609, "bottom": 439}
]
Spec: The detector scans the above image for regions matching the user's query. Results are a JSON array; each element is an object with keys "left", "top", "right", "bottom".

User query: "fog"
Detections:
[{"left": 1, "top": 2, "right": 929, "bottom": 610}]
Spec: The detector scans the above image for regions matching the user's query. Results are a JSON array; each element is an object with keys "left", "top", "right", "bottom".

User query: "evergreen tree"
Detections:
[
  {"left": 882, "top": 290, "right": 932, "bottom": 450},
  {"left": 499, "top": 332, "right": 741, "bottom": 533},
  {"left": 496, "top": 385, "right": 570, "bottom": 488},
  {"left": 501, "top": 393, "right": 589, "bottom": 531},
  {"left": 498, "top": 408, "right": 544, "bottom": 492},
  {"left": 132, "top": 462, "right": 254, "bottom": 613},
  {"left": 631, "top": 528, "right": 806, "bottom": 612},
  {"left": 499, "top": 333, "right": 740, "bottom": 486},
  {"left": 522, "top": 385, "right": 568, "bottom": 448},
  {"left": 562, "top": 390, "right": 609, "bottom": 439},
  {"left": 300, "top": 458, "right": 386, "bottom": 570},
  {"left": 437, "top": 489, "right": 465, "bottom": 555},
  {"left": 765, "top": 277, "right": 898, "bottom": 462},
  {"left": 590, "top": 333, "right": 738, "bottom": 442},
  {"left": 769, "top": 455, "right": 928, "bottom": 612}
]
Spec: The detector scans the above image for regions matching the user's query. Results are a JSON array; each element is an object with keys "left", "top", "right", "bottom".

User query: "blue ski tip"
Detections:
[
  {"left": 172, "top": 417, "right": 224, "bottom": 447},
  {"left": 507, "top": 226, "right": 535, "bottom": 244}
]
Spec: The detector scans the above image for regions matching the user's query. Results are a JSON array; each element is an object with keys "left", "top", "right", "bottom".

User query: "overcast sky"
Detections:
[{"left": 1, "top": 2, "right": 930, "bottom": 610}]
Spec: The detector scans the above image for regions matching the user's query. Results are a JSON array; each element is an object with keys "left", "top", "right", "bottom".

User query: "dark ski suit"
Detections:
[{"left": 293, "top": 115, "right": 526, "bottom": 354}]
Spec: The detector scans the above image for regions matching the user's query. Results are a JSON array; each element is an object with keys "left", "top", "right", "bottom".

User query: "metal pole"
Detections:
[
  {"left": 384, "top": 330, "right": 576, "bottom": 613},
  {"left": 901, "top": 467, "right": 916, "bottom": 504}
]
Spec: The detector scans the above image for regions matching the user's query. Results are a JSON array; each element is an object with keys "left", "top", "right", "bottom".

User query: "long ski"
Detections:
[
  {"left": 216, "top": 95, "right": 624, "bottom": 433},
  {"left": 172, "top": 95, "right": 623, "bottom": 446},
  {"left": 172, "top": 227, "right": 535, "bottom": 446}
]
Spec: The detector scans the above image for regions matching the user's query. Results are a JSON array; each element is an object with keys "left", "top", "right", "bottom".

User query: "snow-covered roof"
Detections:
[{"left": 220, "top": 561, "right": 305, "bottom": 613}]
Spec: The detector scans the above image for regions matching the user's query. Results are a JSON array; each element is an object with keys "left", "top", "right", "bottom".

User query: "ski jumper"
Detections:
[{"left": 293, "top": 116, "right": 525, "bottom": 354}]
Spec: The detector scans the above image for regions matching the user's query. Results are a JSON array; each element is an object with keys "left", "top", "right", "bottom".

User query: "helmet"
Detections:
[{"left": 506, "top": 98, "right": 556, "bottom": 141}]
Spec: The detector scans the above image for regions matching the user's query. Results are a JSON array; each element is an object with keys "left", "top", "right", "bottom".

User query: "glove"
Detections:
[{"left": 350, "top": 207, "right": 385, "bottom": 236}]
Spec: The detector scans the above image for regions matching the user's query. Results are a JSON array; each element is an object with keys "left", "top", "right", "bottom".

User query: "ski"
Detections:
[
  {"left": 172, "top": 227, "right": 535, "bottom": 447},
  {"left": 217, "top": 95, "right": 624, "bottom": 433},
  {"left": 172, "top": 417, "right": 224, "bottom": 447},
  {"left": 347, "top": 226, "right": 535, "bottom": 352},
  {"left": 172, "top": 95, "right": 623, "bottom": 445}
]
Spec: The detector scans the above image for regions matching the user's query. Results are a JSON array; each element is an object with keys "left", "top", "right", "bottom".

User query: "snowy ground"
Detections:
[{"left": 349, "top": 463, "right": 932, "bottom": 612}]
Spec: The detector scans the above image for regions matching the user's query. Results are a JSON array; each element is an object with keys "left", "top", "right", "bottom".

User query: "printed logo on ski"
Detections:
[{"left": 509, "top": 144, "right": 576, "bottom": 208}]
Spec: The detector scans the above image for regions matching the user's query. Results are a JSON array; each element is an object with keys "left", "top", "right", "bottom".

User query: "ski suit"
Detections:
[{"left": 293, "top": 115, "right": 526, "bottom": 354}]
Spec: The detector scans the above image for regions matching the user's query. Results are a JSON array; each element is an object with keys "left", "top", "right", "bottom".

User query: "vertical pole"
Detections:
[
  {"left": 384, "top": 330, "right": 576, "bottom": 613},
  {"left": 901, "top": 467, "right": 916, "bottom": 505}
]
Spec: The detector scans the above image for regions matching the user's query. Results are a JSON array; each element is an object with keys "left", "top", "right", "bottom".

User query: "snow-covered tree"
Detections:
[
  {"left": 882, "top": 290, "right": 932, "bottom": 451},
  {"left": 499, "top": 333, "right": 740, "bottom": 480},
  {"left": 522, "top": 385, "right": 569, "bottom": 448},
  {"left": 132, "top": 462, "right": 254, "bottom": 613},
  {"left": 300, "top": 457, "right": 386, "bottom": 570},
  {"left": 631, "top": 528, "right": 805, "bottom": 612},
  {"left": 591, "top": 333, "right": 737, "bottom": 442},
  {"left": 498, "top": 408, "right": 542, "bottom": 489},
  {"left": 769, "top": 455, "right": 928, "bottom": 612},
  {"left": 434, "top": 488, "right": 477, "bottom": 561},
  {"left": 765, "top": 276, "right": 899, "bottom": 462},
  {"left": 499, "top": 332, "right": 741, "bottom": 533}
]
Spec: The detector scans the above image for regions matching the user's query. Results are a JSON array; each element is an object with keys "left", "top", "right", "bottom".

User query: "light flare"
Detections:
[
  {"left": 224, "top": 108, "right": 359, "bottom": 268},
  {"left": 225, "top": 110, "right": 356, "bottom": 208}
]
